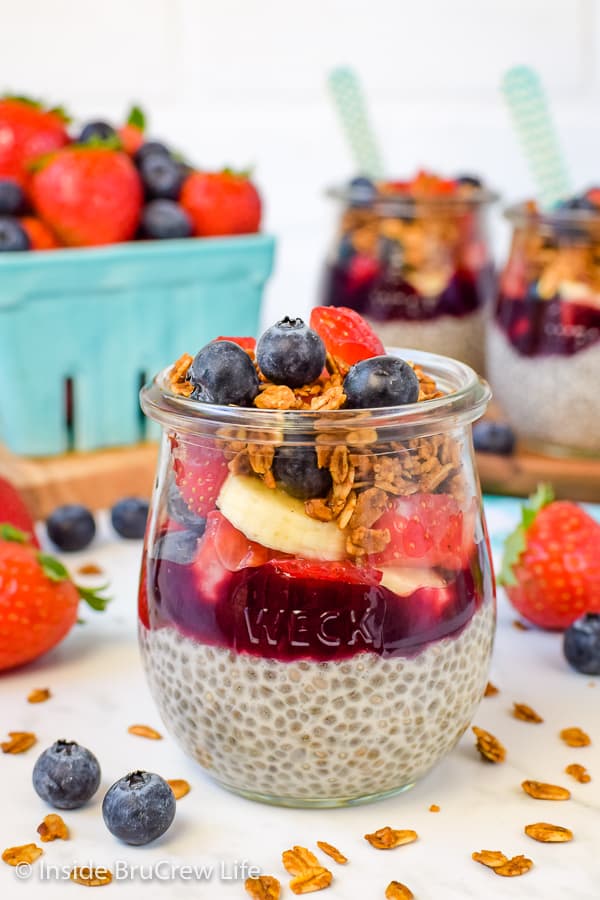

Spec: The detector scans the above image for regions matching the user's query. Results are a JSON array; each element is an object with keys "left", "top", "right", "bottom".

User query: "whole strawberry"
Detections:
[
  {"left": 0, "top": 525, "right": 109, "bottom": 671},
  {"left": 180, "top": 170, "right": 261, "bottom": 237},
  {"left": 0, "top": 96, "right": 70, "bottom": 186},
  {"left": 30, "top": 146, "right": 143, "bottom": 246},
  {"left": 0, "top": 476, "right": 39, "bottom": 546},
  {"left": 500, "top": 485, "right": 600, "bottom": 630}
]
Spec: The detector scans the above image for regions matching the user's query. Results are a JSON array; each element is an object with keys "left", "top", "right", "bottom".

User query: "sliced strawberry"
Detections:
[
  {"left": 270, "top": 557, "right": 382, "bottom": 585},
  {"left": 174, "top": 446, "right": 229, "bottom": 518},
  {"left": 310, "top": 306, "right": 384, "bottom": 365},
  {"left": 370, "top": 493, "right": 472, "bottom": 570},
  {"left": 206, "top": 510, "right": 273, "bottom": 571},
  {"left": 213, "top": 335, "right": 256, "bottom": 352}
]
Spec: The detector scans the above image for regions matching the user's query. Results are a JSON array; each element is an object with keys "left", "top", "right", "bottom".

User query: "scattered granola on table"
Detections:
[
  {"left": 429, "top": 804, "right": 441, "bottom": 812},
  {"left": 1, "top": 731, "right": 37, "bottom": 754},
  {"left": 385, "top": 881, "right": 414, "bottom": 900},
  {"left": 484, "top": 682, "right": 499, "bottom": 697},
  {"left": 289, "top": 867, "right": 332, "bottom": 895},
  {"left": 565, "top": 763, "right": 591, "bottom": 783},
  {"left": 167, "top": 779, "right": 190, "bottom": 799},
  {"left": 512, "top": 702, "right": 543, "bottom": 723},
  {"left": 70, "top": 866, "right": 113, "bottom": 887},
  {"left": 245, "top": 875, "right": 281, "bottom": 899},
  {"left": 524, "top": 822, "right": 573, "bottom": 843},
  {"left": 37, "top": 813, "right": 69, "bottom": 842},
  {"left": 364, "top": 827, "right": 418, "bottom": 850},
  {"left": 2, "top": 843, "right": 43, "bottom": 866},
  {"left": 472, "top": 726, "right": 506, "bottom": 763},
  {"left": 316, "top": 842, "right": 347, "bottom": 864},
  {"left": 27, "top": 688, "right": 51, "bottom": 704},
  {"left": 521, "top": 780, "right": 571, "bottom": 801},
  {"left": 127, "top": 724, "right": 162, "bottom": 740},
  {"left": 559, "top": 727, "right": 591, "bottom": 747},
  {"left": 493, "top": 855, "right": 533, "bottom": 877}
]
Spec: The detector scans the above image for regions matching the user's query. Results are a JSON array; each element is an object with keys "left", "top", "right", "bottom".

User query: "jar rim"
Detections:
[
  {"left": 326, "top": 184, "right": 499, "bottom": 213},
  {"left": 140, "top": 348, "right": 491, "bottom": 441},
  {"left": 504, "top": 200, "right": 600, "bottom": 229}
]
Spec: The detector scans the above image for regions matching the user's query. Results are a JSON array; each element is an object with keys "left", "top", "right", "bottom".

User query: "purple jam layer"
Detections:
[
  {"left": 321, "top": 263, "right": 493, "bottom": 322},
  {"left": 143, "top": 549, "right": 491, "bottom": 662},
  {"left": 496, "top": 291, "right": 600, "bottom": 356}
]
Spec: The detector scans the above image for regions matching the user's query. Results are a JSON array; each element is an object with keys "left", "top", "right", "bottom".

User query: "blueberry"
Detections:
[
  {"left": 153, "top": 529, "right": 200, "bottom": 565},
  {"left": 343, "top": 356, "right": 419, "bottom": 408},
  {"left": 78, "top": 121, "right": 117, "bottom": 143},
  {"left": 139, "top": 154, "right": 185, "bottom": 200},
  {"left": 0, "top": 216, "right": 30, "bottom": 252},
  {"left": 33, "top": 740, "right": 101, "bottom": 810},
  {"left": 111, "top": 498, "right": 149, "bottom": 539},
  {"left": 47, "top": 504, "right": 96, "bottom": 552},
  {"left": 140, "top": 199, "right": 192, "bottom": 239},
  {"left": 472, "top": 421, "right": 516, "bottom": 455},
  {"left": 256, "top": 317, "right": 326, "bottom": 388},
  {"left": 189, "top": 340, "right": 259, "bottom": 406},
  {"left": 134, "top": 141, "right": 172, "bottom": 166},
  {"left": 348, "top": 175, "right": 377, "bottom": 206},
  {"left": 0, "top": 179, "right": 25, "bottom": 215},
  {"left": 166, "top": 479, "right": 206, "bottom": 533},
  {"left": 272, "top": 447, "right": 333, "bottom": 500},
  {"left": 564, "top": 614, "right": 600, "bottom": 675},
  {"left": 338, "top": 234, "right": 355, "bottom": 263},
  {"left": 456, "top": 174, "right": 482, "bottom": 188},
  {"left": 102, "top": 770, "right": 176, "bottom": 845}
]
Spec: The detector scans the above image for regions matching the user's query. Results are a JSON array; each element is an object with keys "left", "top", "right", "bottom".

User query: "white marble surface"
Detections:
[{"left": 1, "top": 498, "right": 599, "bottom": 899}]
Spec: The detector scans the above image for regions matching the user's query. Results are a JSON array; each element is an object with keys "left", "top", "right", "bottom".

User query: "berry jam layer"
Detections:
[
  {"left": 495, "top": 291, "right": 600, "bottom": 357},
  {"left": 141, "top": 542, "right": 491, "bottom": 663},
  {"left": 487, "top": 323, "right": 600, "bottom": 453},
  {"left": 322, "top": 263, "right": 493, "bottom": 323},
  {"left": 139, "top": 598, "right": 494, "bottom": 803}
]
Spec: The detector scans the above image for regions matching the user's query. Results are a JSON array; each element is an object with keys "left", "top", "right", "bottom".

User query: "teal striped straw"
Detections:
[
  {"left": 328, "top": 67, "right": 385, "bottom": 179},
  {"left": 501, "top": 65, "right": 572, "bottom": 209}
]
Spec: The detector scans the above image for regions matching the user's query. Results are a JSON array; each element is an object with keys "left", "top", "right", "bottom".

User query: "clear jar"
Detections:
[
  {"left": 139, "top": 350, "right": 495, "bottom": 808},
  {"left": 321, "top": 184, "right": 498, "bottom": 373},
  {"left": 488, "top": 204, "right": 600, "bottom": 456}
]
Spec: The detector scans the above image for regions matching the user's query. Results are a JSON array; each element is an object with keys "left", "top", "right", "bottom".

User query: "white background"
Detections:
[{"left": 4, "top": 0, "right": 600, "bottom": 325}]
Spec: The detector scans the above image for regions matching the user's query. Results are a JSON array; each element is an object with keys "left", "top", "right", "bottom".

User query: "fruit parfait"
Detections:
[
  {"left": 488, "top": 195, "right": 600, "bottom": 455},
  {"left": 139, "top": 307, "right": 495, "bottom": 807},
  {"left": 321, "top": 171, "right": 498, "bottom": 373}
]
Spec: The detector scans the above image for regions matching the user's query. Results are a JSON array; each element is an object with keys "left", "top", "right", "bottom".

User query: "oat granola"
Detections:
[
  {"left": 37, "top": 814, "right": 69, "bottom": 842},
  {"left": 524, "top": 822, "right": 573, "bottom": 843},
  {"left": 316, "top": 842, "right": 347, "bottom": 865},
  {"left": 559, "top": 727, "right": 591, "bottom": 748},
  {"left": 472, "top": 726, "right": 506, "bottom": 763},
  {"left": 385, "top": 882, "right": 414, "bottom": 900},
  {"left": 127, "top": 724, "right": 162, "bottom": 740},
  {"left": 565, "top": 763, "right": 591, "bottom": 783},
  {"left": 167, "top": 779, "right": 190, "bottom": 799},
  {"left": 245, "top": 875, "right": 281, "bottom": 899},
  {"left": 521, "top": 780, "right": 571, "bottom": 801},
  {"left": 70, "top": 866, "right": 113, "bottom": 887},
  {"left": 289, "top": 867, "right": 332, "bottom": 894},
  {"left": 364, "top": 827, "right": 418, "bottom": 850},
  {"left": 1, "top": 731, "right": 37, "bottom": 754},
  {"left": 512, "top": 703, "right": 543, "bottom": 723},
  {"left": 2, "top": 843, "right": 43, "bottom": 866}
]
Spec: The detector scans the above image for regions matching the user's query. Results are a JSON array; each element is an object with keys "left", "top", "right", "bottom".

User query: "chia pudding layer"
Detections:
[
  {"left": 487, "top": 323, "right": 600, "bottom": 454},
  {"left": 139, "top": 599, "right": 494, "bottom": 804},
  {"left": 365, "top": 307, "right": 486, "bottom": 374}
]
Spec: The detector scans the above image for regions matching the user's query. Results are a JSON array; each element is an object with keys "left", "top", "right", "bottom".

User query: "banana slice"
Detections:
[
  {"left": 217, "top": 475, "right": 346, "bottom": 560},
  {"left": 380, "top": 566, "right": 445, "bottom": 596}
]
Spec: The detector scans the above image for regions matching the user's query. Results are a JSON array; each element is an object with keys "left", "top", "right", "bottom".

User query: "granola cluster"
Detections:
[{"left": 169, "top": 347, "right": 461, "bottom": 559}]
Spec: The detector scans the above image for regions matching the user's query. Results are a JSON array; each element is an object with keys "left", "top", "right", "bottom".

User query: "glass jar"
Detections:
[
  {"left": 321, "top": 183, "right": 498, "bottom": 373},
  {"left": 488, "top": 204, "right": 600, "bottom": 456},
  {"left": 139, "top": 350, "right": 495, "bottom": 808}
]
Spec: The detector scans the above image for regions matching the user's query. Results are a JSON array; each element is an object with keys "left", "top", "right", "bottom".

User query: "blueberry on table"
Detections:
[
  {"left": 111, "top": 498, "right": 149, "bottom": 539},
  {"left": 256, "top": 317, "right": 326, "bottom": 388},
  {"left": 343, "top": 356, "right": 419, "bottom": 408},
  {"left": 140, "top": 154, "right": 185, "bottom": 200},
  {"left": 0, "top": 179, "right": 25, "bottom": 215},
  {"left": 134, "top": 141, "right": 172, "bottom": 166},
  {"left": 273, "top": 447, "right": 333, "bottom": 500},
  {"left": 153, "top": 529, "right": 201, "bottom": 565},
  {"left": 33, "top": 740, "right": 101, "bottom": 809},
  {"left": 46, "top": 504, "right": 96, "bottom": 552},
  {"left": 564, "top": 614, "right": 600, "bottom": 675},
  {"left": 166, "top": 479, "right": 206, "bottom": 533},
  {"left": 456, "top": 174, "right": 483, "bottom": 188},
  {"left": 102, "top": 771, "right": 176, "bottom": 845},
  {"left": 78, "top": 121, "right": 117, "bottom": 143},
  {"left": 140, "top": 199, "right": 192, "bottom": 239},
  {"left": 189, "top": 340, "right": 259, "bottom": 406},
  {"left": 473, "top": 421, "right": 516, "bottom": 456},
  {"left": 0, "top": 216, "right": 30, "bottom": 251}
]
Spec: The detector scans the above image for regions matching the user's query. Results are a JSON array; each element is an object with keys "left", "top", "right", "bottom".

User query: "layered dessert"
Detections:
[
  {"left": 139, "top": 308, "right": 495, "bottom": 805},
  {"left": 321, "top": 171, "right": 497, "bottom": 372},
  {"left": 488, "top": 195, "right": 600, "bottom": 455}
]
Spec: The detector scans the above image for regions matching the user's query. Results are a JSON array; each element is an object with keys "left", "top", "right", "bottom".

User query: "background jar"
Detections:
[
  {"left": 487, "top": 203, "right": 600, "bottom": 457},
  {"left": 321, "top": 184, "right": 498, "bottom": 373}
]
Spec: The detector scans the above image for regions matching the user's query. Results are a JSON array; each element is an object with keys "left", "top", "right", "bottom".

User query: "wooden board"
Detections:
[
  {"left": 0, "top": 442, "right": 158, "bottom": 520},
  {"left": 477, "top": 448, "right": 600, "bottom": 502}
]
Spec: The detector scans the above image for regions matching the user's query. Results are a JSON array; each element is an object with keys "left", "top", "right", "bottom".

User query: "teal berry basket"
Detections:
[{"left": 0, "top": 234, "right": 275, "bottom": 456}]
